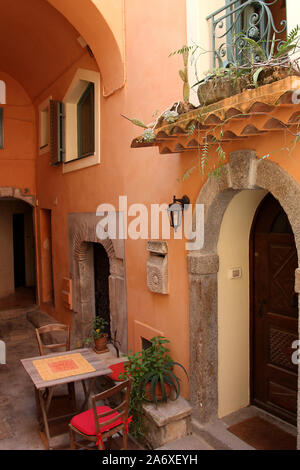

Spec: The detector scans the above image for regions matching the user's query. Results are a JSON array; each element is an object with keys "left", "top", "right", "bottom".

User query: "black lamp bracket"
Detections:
[{"left": 172, "top": 195, "right": 190, "bottom": 209}]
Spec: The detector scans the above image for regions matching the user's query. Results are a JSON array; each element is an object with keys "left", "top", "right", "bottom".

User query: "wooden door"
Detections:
[{"left": 251, "top": 194, "right": 298, "bottom": 425}]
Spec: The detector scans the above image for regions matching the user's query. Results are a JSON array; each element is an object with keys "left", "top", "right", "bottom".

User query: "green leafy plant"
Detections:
[
  {"left": 120, "top": 335, "right": 188, "bottom": 439},
  {"left": 92, "top": 316, "right": 108, "bottom": 339},
  {"left": 178, "top": 45, "right": 190, "bottom": 103},
  {"left": 85, "top": 316, "right": 108, "bottom": 344},
  {"left": 120, "top": 349, "right": 148, "bottom": 439},
  {"left": 140, "top": 339, "right": 188, "bottom": 404},
  {"left": 83, "top": 317, "right": 109, "bottom": 349}
]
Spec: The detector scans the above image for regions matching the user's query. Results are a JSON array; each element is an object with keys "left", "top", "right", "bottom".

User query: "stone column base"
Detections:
[{"left": 141, "top": 397, "right": 192, "bottom": 449}]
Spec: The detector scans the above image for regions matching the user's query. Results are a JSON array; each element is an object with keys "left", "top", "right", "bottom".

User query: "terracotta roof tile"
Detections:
[{"left": 131, "top": 76, "right": 300, "bottom": 154}]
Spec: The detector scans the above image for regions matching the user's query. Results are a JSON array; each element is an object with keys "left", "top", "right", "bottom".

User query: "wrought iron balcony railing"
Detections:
[{"left": 206, "top": 0, "right": 287, "bottom": 68}]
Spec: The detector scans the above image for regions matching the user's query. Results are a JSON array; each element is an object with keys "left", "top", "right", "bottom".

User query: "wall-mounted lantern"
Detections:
[{"left": 167, "top": 195, "right": 190, "bottom": 232}]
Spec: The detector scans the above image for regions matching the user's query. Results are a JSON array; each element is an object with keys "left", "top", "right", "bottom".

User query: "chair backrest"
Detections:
[
  {"left": 35, "top": 323, "right": 71, "bottom": 356},
  {"left": 91, "top": 379, "right": 132, "bottom": 436}
]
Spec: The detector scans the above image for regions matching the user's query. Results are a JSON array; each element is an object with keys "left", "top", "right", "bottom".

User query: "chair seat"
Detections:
[
  {"left": 70, "top": 406, "right": 122, "bottom": 436},
  {"left": 108, "top": 362, "right": 126, "bottom": 381}
]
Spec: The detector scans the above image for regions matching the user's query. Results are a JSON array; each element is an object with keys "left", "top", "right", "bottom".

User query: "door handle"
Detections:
[{"left": 258, "top": 299, "right": 266, "bottom": 318}]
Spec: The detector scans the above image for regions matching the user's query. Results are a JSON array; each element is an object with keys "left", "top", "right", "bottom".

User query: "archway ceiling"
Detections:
[{"left": 0, "top": 0, "right": 85, "bottom": 100}]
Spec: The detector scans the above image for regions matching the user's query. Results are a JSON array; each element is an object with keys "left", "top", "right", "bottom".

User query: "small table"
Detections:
[{"left": 21, "top": 348, "right": 112, "bottom": 449}]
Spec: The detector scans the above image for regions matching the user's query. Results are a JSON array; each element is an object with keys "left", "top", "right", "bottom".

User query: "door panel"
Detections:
[{"left": 251, "top": 194, "right": 298, "bottom": 425}]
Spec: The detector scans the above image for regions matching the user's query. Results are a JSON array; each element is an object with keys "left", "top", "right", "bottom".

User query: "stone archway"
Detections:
[
  {"left": 0, "top": 187, "right": 36, "bottom": 302},
  {"left": 0, "top": 187, "right": 35, "bottom": 206},
  {"left": 188, "top": 150, "right": 300, "bottom": 445},
  {"left": 68, "top": 213, "right": 127, "bottom": 353},
  {"left": 46, "top": 0, "right": 125, "bottom": 97}
]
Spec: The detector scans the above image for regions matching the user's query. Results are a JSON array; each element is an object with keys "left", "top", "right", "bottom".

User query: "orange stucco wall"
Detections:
[
  {"left": 0, "top": 72, "right": 36, "bottom": 193},
  {"left": 2, "top": 0, "right": 300, "bottom": 401}
]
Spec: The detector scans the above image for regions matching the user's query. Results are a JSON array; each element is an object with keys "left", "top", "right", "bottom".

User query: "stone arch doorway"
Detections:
[
  {"left": 68, "top": 213, "right": 127, "bottom": 353},
  {"left": 0, "top": 190, "right": 36, "bottom": 308},
  {"left": 188, "top": 150, "right": 300, "bottom": 446}
]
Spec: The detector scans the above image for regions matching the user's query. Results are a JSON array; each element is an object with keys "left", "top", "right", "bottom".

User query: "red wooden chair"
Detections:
[
  {"left": 69, "top": 379, "right": 132, "bottom": 450},
  {"left": 108, "top": 361, "right": 127, "bottom": 382}
]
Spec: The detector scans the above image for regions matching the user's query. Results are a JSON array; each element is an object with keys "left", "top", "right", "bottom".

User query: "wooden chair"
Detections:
[
  {"left": 35, "top": 323, "right": 71, "bottom": 356},
  {"left": 35, "top": 323, "right": 76, "bottom": 409},
  {"left": 69, "top": 379, "right": 132, "bottom": 450}
]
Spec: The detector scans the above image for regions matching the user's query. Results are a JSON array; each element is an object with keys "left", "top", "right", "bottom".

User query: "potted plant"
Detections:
[
  {"left": 89, "top": 316, "right": 109, "bottom": 354},
  {"left": 140, "top": 336, "right": 188, "bottom": 404},
  {"left": 120, "top": 336, "right": 188, "bottom": 439},
  {"left": 195, "top": 30, "right": 300, "bottom": 107}
]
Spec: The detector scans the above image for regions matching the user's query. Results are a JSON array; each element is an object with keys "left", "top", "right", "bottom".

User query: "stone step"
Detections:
[
  {"left": 192, "top": 417, "right": 254, "bottom": 450},
  {"left": 157, "top": 434, "right": 214, "bottom": 450}
]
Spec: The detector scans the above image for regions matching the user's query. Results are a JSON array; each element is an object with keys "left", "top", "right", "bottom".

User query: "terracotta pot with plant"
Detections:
[
  {"left": 91, "top": 317, "right": 109, "bottom": 354},
  {"left": 140, "top": 336, "right": 188, "bottom": 405},
  {"left": 119, "top": 335, "right": 189, "bottom": 438}
]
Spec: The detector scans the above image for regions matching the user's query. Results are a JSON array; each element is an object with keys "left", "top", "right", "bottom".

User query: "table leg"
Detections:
[
  {"left": 80, "top": 378, "right": 96, "bottom": 411},
  {"left": 34, "top": 387, "right": 42, "bottom": 425},
  {"left": 38, "top": 388, "right": 54, "bottom": 450}
]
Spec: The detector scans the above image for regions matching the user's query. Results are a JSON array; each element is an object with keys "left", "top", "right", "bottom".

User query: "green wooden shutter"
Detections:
[{"left": 50, "top": 100, "right": 65, "bottom": 166}]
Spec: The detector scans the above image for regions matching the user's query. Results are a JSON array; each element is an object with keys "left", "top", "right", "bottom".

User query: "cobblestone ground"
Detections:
[
  {"left": 0, "top": 307, "right": 47, "bottom": 450},
  {"left": 0, "top": 308, "right": 143, "bottom": 451}
]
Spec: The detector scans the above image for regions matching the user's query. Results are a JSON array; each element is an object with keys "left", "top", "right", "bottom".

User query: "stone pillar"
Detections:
[
  {"left": 187, "top": 252, "right": 219, "bottom": 423},
  {"left": 109, "top": 258, "right": 127, "bottom": 354}
]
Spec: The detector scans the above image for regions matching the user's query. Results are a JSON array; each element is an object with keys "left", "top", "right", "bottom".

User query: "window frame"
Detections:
[
  {"left": 77, "top": 82, "right": 95, "bottom": 159},
  {"left": 62, "top": 69, "right": 100, "bottom": 174}
]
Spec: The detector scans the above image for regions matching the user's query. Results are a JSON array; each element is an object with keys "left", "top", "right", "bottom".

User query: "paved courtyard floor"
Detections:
[
  {"left": 0, "top": 307, "right": 142, "bottom": 450},
  {"left": 0, "top": 307, "right": 47, "bottom": 450},
  {"left": 1, "top": 305, "right": 295, "bottom": 452}
]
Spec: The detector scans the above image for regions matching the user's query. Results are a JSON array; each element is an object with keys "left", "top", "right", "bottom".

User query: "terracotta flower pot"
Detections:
[
  {"left": 94, "top": 333, "right": 108, "bottom": 354},
  {"left": 144, "top": 381, "right": 171, "bottom": 402},
  {"left": 197, "top": 66, "right": 295, "bottom": 107}
]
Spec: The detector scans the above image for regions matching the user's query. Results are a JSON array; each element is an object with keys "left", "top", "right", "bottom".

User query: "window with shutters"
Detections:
[
  {"left": 49, "top": 100, "right": 65, "bottom": 166},
  {"left": 62, "top": 69, "right": 100, "bottom": 174}
]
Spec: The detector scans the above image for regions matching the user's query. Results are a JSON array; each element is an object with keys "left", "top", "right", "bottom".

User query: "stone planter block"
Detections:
[{"left": 142, "top": 397, "right": 192, "bottom": 449}]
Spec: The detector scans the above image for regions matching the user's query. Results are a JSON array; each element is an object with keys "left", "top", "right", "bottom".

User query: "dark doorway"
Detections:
[
  {"left": 93, "top": 243, "right": 110, "bottom": 338},
  {"left": 250, "top": 193, "right": 298, "bottom": 425},
  {"left": 13, "top": 213, "right": 26, "bottom": 288}
]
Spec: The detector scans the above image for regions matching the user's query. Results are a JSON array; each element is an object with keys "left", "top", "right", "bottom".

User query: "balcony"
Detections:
[
  {"left": 206, "top": 0, "right": 287, "bottom": 69},
  {"left": 131, "top": 1, "right": 300, "bottom": 160}
]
